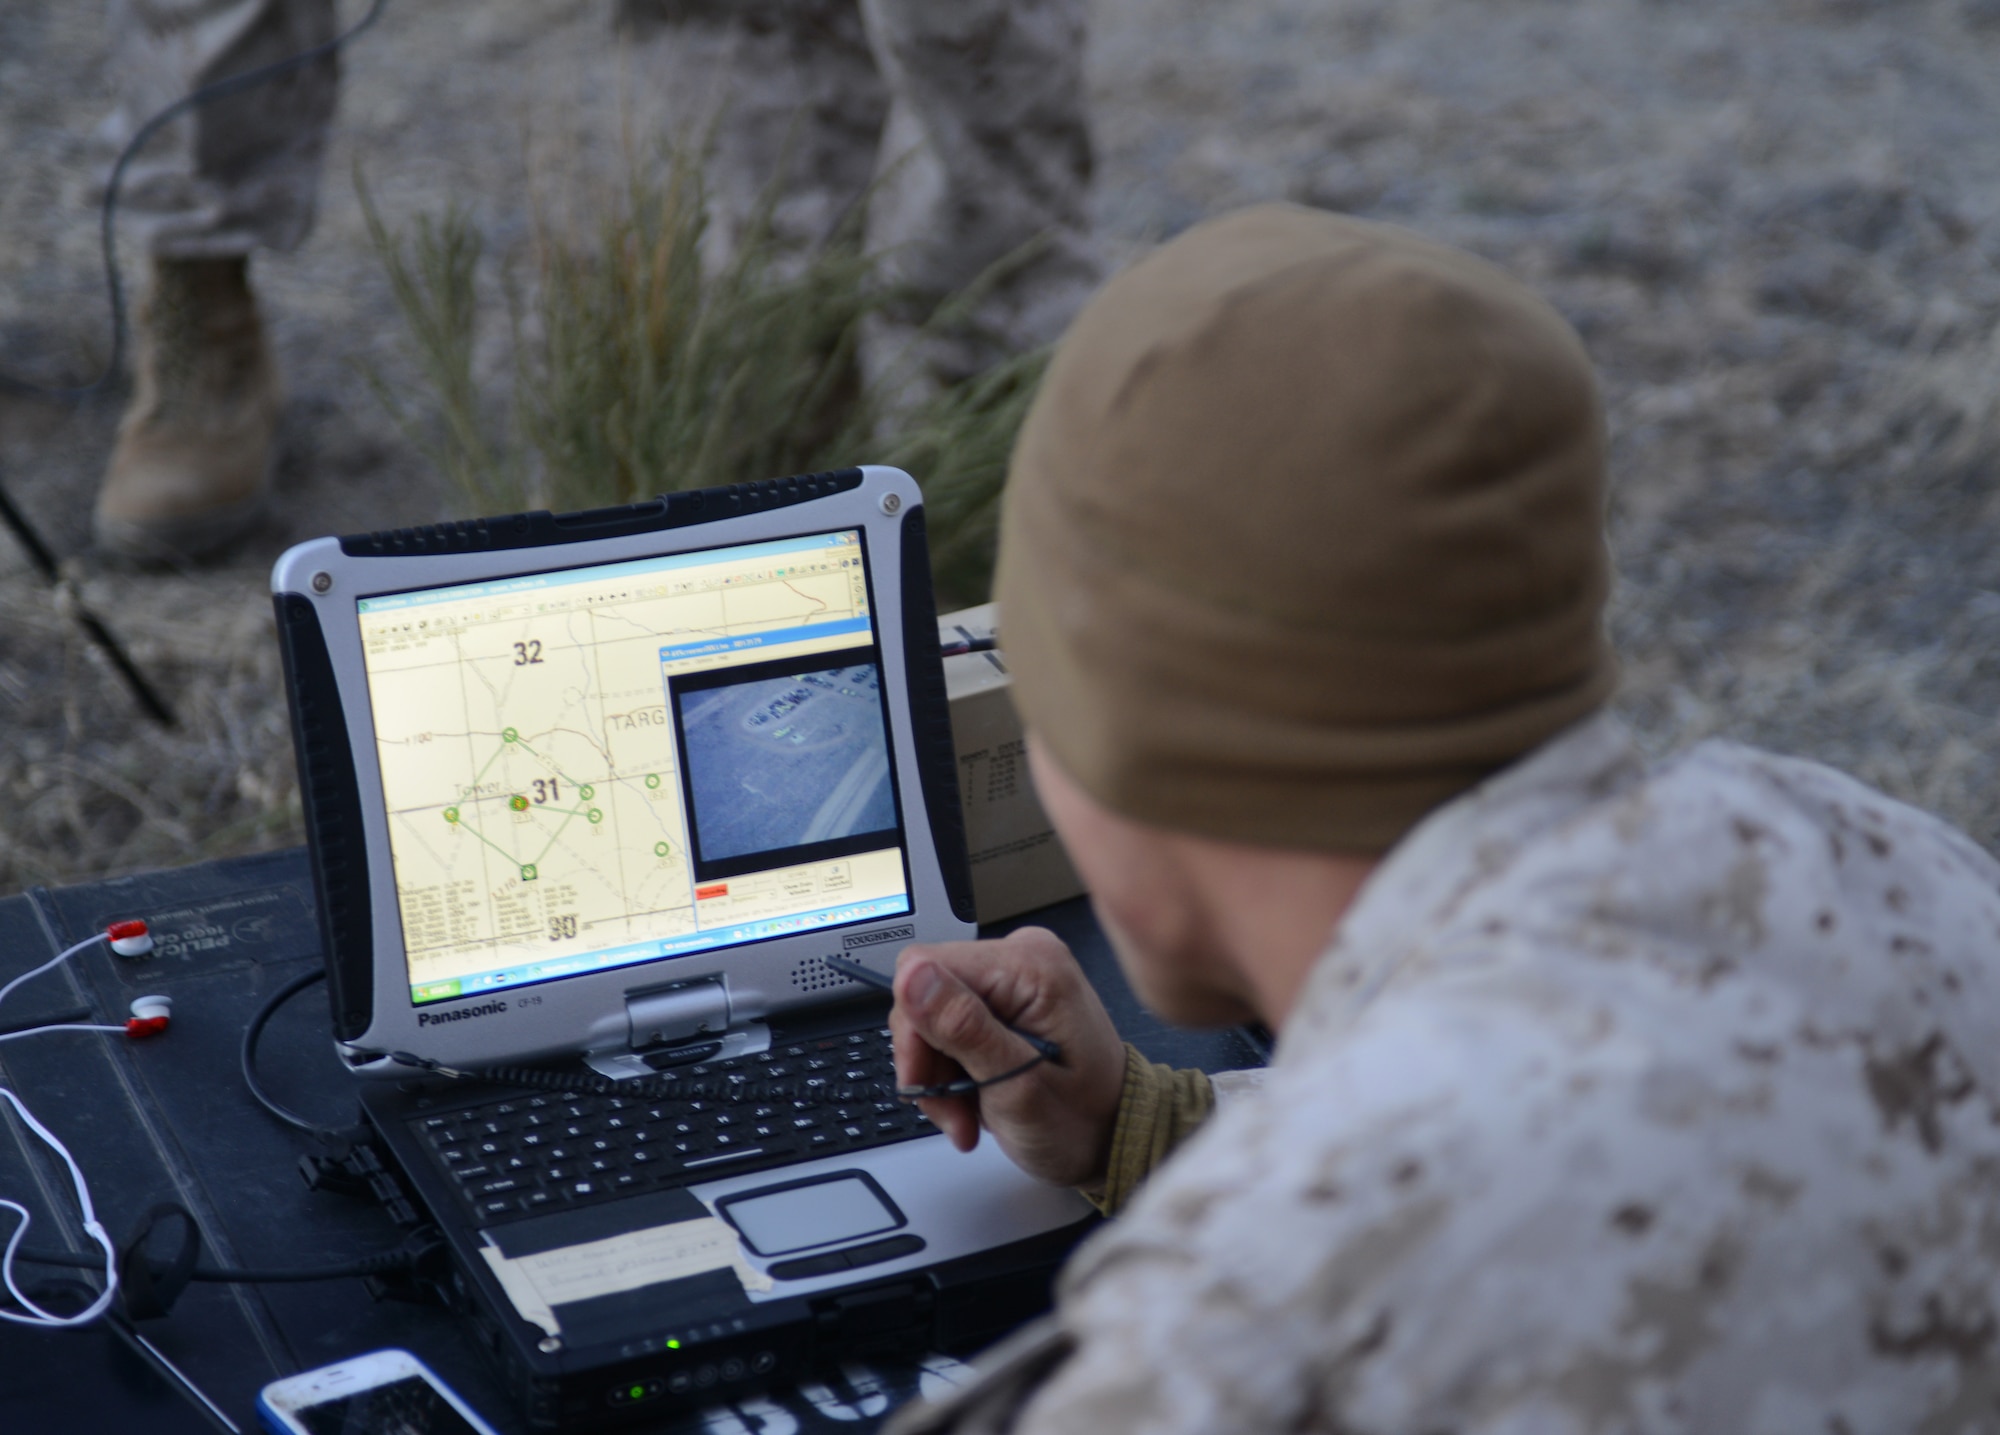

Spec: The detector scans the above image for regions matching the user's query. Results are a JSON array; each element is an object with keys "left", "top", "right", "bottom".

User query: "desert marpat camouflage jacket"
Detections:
[{"left": 890, "top": 711, "right": 2000, "bottom": 1435}]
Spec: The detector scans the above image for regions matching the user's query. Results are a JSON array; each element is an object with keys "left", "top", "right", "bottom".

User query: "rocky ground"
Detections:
[{"left": 6, "top": 0, "right": 2000, "bottom": 891}]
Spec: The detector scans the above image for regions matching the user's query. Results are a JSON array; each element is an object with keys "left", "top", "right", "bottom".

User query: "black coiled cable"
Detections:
[{"left": 241, "top": 967, "right": 349, "bottom": 1136}]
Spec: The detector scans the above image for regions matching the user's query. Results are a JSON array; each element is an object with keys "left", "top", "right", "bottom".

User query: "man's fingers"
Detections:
[
  {"left": 914, "top": 1093, "right": 979, "bottom": 1151},
  {"left": 897, "top": 956, "right": 1033, "bottom": 1077},
  {"left": 888, "top": 964, "right": 984, "bottom": 1152},
  {"left": 885, "top": 931, "right": 1128, "bottom": 1186}
]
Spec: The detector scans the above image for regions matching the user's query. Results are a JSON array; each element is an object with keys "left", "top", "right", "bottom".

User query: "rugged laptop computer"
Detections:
[{"left": 272, "top": 467, "right": 1094, "bottom": 1431}]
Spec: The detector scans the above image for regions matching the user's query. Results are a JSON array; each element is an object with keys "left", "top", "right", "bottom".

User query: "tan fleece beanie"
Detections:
[{"left": 995, "top": 204, "right": 1616, "bottom": 853}]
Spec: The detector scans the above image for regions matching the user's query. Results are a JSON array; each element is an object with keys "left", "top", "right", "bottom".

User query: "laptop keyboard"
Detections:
[{"left": 411, "top": 1022, "right": 937, "bottom": 1226}]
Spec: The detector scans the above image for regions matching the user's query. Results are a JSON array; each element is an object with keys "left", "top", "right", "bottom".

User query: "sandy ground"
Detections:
[{"left": 6, "top": 0, "right": 2000, "bottom": 891}]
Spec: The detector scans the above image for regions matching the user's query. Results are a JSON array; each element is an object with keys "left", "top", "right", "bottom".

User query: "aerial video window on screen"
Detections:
[
  {"left": 670, "top": 655, "right": 896, "bottom": 879},
  {"left": 354, "top": 530, "right": 911, "bottom": 1006}
]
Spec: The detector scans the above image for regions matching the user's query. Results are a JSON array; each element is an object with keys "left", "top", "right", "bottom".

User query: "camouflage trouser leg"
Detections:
[
  {"left": 624, "top": 0, "right": 1100, "bottom": 394},
  {"left": 106, "top": 0, "right": 338, "bottom": 258},
  {"left": 618, "top": 0, "right": 889, "bottom": 261},
  {"left": 858, "top": 0, "right": 1101, "bottom": 392}
]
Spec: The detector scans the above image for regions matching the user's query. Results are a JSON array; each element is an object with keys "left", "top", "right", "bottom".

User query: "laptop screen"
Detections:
[{"left": 353, "top": 528, "right": 912, "bottom": 1008}]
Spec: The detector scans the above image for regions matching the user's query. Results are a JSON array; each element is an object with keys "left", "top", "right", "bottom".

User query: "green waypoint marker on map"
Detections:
[
  {"left": 510, "top": 795, "right": 530, "bottom": 811},
  {"left": 503, "top": 727, "right": 519, "bottom": 742},
  {"left": 521, "top": 864, "right": 538, "bottom": 881},
  {"left": 588, "top": 809, "right": 604, "bottom": 824},
  {"left": 580, "top": 784, "right": 595, "bottom": 800},
  {"left": 645, "top": 773, "right": 661, "bottom": 789},
  {"left": 654, "top": 842, "right": 670, "bottom": 857},
  {"left": 443, "top": 807, "right": 459, "bottom": 824}
]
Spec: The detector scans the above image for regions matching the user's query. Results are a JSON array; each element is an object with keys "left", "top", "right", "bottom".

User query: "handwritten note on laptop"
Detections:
[{"left": 480, "top": 1215, "right": 771, "bottom": 1338}]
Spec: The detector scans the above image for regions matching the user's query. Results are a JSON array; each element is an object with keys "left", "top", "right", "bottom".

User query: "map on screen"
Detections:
[{"left": 355, "top": 530, "right": 911, "bottom": 1005}]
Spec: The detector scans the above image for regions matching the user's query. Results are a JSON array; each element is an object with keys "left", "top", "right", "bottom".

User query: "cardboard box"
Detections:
[{"left": 938, "top": 603, "right": 1087, "bottom": 924}]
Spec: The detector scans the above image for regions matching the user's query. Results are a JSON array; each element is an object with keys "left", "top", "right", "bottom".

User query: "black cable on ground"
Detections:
[
  {"left": 0, "top": 0, "right": 391, "bottom": 401},
  {"left": 15, "top": 1245, "right": 415, "bottom": 1286},
  {"left": 0, "top": 466, "right": 179, "bottom": 727},
  {"left": 16, "top": 1198, "right": 428, "bottom": 1306}
]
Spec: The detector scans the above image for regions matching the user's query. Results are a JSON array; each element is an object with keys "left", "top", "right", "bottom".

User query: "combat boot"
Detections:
[{"left": 94, "top": 254, "right": 279, "bottom": 562}]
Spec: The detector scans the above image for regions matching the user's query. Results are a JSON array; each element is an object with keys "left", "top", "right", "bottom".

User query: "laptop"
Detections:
[{"left": 271, "top": 466, "right": 1095, "bottom": 1430}]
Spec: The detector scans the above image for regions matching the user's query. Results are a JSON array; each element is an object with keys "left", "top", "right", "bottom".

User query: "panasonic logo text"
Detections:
[{"left": 418, "top": 999, "right": 508, "bottom": 1027}]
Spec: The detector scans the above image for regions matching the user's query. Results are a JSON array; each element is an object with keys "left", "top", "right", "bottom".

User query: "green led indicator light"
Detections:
[
  {"left": 630, "top": 1386, "right": 644, "bottom": 1399},
  {"left": 667, "top": 1339, "right": 680, "bottom": 1349}
]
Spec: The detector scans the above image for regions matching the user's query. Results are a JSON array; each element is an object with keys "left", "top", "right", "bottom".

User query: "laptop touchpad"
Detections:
[{"left": 721, "top": 1173, "right": 904, "bottom": 1257}]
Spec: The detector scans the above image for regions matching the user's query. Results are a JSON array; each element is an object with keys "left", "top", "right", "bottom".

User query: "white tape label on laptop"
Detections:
[{"left": 479, "top": 1215, "right": 772, "bottom": 1339}]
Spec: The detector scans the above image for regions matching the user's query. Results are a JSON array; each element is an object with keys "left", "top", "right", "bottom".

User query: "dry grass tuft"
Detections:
[
  {"left": 365, "top": 145, "right": 1042, "bottom": 609},
  {"left": 0, "top": 570, "right": 302, "bottom": 890}
]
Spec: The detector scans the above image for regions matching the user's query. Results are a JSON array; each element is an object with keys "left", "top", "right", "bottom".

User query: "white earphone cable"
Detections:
[
  {"left": 0, "top": 934, "right": 103, "bottom": 1011},
  {"left": 0, "top": 1086, "right": 118, "bottom": 1327},
  {"left": 0, "top": 1025, "right": 128, "bottom": 1045},
  {"left": 0, "top": 929, "right": 145, "bottom": 1328}
]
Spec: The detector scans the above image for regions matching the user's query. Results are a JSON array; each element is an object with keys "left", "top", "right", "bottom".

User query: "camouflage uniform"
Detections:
[
  {"left": 106, "top": 0, "right": 338, "bottom": 258},
  {"left": 112, "top": 0, "right": 1097, "bottom": 373},
  {"left": 624, "top": 0, "right": 1102, "bottom": 394},
  {"left": 891, "top": 712, "right": 2000, "bottom": 1434}
]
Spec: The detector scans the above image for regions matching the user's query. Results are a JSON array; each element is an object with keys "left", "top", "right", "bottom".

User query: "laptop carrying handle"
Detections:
[
  {"left": 897, "top": 505, "right": 977, "bottom": 925},
  {"left": 275, "top": 589, "right": 377, "bottom": 1041}
]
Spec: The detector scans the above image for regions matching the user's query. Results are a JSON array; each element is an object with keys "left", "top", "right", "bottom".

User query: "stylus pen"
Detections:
[{"left": 822, "top": 954, "right": 1062, "bottom": 1063}]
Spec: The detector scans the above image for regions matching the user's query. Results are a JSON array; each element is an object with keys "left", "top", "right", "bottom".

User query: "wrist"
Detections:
[{"left": 1080, "top": 1046, "right": 1216, "bottom": 1214}]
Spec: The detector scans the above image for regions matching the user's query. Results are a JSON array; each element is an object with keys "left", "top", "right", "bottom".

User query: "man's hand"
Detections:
[{"left": 891, "top": 926, "right": 1127, "bottom": 1188}]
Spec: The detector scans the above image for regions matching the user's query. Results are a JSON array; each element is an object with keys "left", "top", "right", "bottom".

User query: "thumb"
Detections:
[{"left": 897, "top": 956, "right": 1028, "bottom": 1077}]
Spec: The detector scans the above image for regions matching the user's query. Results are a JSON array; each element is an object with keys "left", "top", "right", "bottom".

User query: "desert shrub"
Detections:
[{"left": 362, "top": 148, "right": 1042, "bottom": 609}]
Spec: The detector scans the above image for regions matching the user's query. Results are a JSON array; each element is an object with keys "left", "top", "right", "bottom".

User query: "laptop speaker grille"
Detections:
[{"left": 791, "top": 957, "right": 858, "bottom": 993}]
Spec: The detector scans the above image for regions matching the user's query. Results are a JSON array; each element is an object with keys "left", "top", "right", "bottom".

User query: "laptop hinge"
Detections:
[
  {"left": 585, "top": 976, "right": 769, "bottom": 1082},
  {"left": 625, "top": 976, "right": 731, "bottom": 1050}
]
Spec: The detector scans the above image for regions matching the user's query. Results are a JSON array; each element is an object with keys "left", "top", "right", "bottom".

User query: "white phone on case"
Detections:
[{"left": 256, "top": 1348, "right": 502, "bottom": 1435}]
